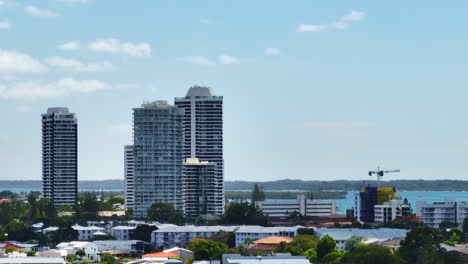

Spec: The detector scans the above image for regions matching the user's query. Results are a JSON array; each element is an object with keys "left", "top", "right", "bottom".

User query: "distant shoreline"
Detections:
[{"left": 1, "top": 179, "right": 468, "bottom": 191}]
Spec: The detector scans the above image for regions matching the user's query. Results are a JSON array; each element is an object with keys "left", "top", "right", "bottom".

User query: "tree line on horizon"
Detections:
[{"left": 2, "top": 179, "right": 468, "bottom": 191}]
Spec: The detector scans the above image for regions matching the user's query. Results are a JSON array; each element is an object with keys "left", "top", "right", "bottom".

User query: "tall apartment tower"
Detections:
[
  {"left": 124, "top": 145, "right": 134, "bottom": 210},
  {"left": 183, "top": 158, "right": 217, "bottom": 217},
  {"left": 132, "top": 101, "right": 184, "bottom": 218},
  {"left": 41, "top": 107, "right": 78, "bottom": 206},
  {"left": 175, "top": 86, "right": 224, "bottom": 215}
]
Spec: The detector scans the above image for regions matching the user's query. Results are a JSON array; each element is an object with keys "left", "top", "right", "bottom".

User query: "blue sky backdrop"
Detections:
[{"left": 0, "top": 0, "right": 467, "bottom": 181}]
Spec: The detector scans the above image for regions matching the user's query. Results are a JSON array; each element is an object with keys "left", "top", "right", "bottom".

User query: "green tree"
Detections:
[
  {"left": 125, "top": 208, "right": 133, "bottom": 221},
  {"left": 3, "top": 220, "right": 36, "bottom": 242},
  {"left": 439, "top": 221, "right": 459, "bottom": 230},
  {"left": 297, "top": 228, "right": 315, "bottom": 236},
  {"left": 244, "top": 237, "right": 254, "bottom": 246},
  {"left": 220, "top": 202, "right": 270, "bottom": 226},
  {"left": 344, "top": 236, "right": 363, "bottom": 252},
  {"left": 0, "top": 227, "right": 6, "bottom": 242},
  {"left": 275, "top": 241, "right": 289, "bottom": 253},
  {"left": 251, "top": 184, "right": 265, "bottom": 204},
  {"left": 66, "top": 254, "right": 77, "bottom": 263},
  {"left": 0, "top": 201, "right": 24, "bottom": 226},
  {"left": 100, "top": 253, "right": 118, "bottom": 264},
  {"left": 147, "top": 203, "right": 185, "bottom": 225},
  {"left": 5, "top": 247, "right": 17, "bottom": 253},
  {"left": 444, "top": 250, "right": 465, "bottom": 264},
  {"left": 321, "top": 250, "right": 345, "bottom": 264},
  {"left": 288, "top": 234, "right": 319, "bottom": 256},
  {"left": 0, "top": 190, "right": 17, "bottom": 199},
  {"left": 463, "top": 218, "right": 468, "bottom": 242},
  {"left": 50, "top": 216, "right": 79, "bottom": 244},
  {"left": 74, "top": 193, "right": 100, "bottom": 221},
  {"left": 26, "top": 251, "right": 36, "bottom": 256},
  {"left": 75, "top": 249, "right": 86, "bottom": 258},
  {"left": 316, "top": 235, "right": 336, "bottom": 261},
  {"left": 304, "top": 248, "right": 317, "bottom": 263},
  {"left": 188, "top": 238, "right": 228, "bottom": 260},
  {"left": 342, "top": 246, "right": 404, "bottom": 264},
  {"left": 209, "top": 231, "right": 236, "bottom": 248},
  {"left": 398, "top": 226, "right": 445, "bottom": 264},
  {"left": 129, "top": 224, "right": 158, "bottom": 242}
]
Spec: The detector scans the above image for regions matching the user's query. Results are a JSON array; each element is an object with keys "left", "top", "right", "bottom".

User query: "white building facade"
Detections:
[
  {"left": 124, "top": 145, "right": 134, "bottom": 210},
  {"left": 374, "top": 199, "right": 410, "bottom": 224},
  {"left": 234, "top": 226, "right": 301, "bottom": 247},
  {"left": 56, "top": 241, "right": 99, "bottom": 261},
  {"left": 72, "top": 225, "right": 107, "bottom": 240},
  {"left": 152, "top": 225, "right": 238, "bottom": 248},
  {"left": 111, "top": 226, "right": 136, "bottom": 240},
  {"left": 416, "top": 198, "right": 468, "bottom": 228},
  {"left": 255, "top": 194, "right": 336, "bottom": 217},
  {"left": 175, "top": 87, "right": 225, "bottom": 216}
]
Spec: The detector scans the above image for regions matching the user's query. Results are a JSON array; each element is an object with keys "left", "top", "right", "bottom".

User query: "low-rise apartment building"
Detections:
[
  {"left": 255, "top": 194, "right": 336, "bottom": 217},
  {"left": 152, "top": 226, "right": 238, "bottom": 248},
  {"left": 111, "top": 226, "right": 136, "bottom": 240},
  {"left": 416, "top": 197, "right": 468, "bottom": 228},
  {"left": 234, "top": 226, "right": 302, "bottom": 246},
  {"left": 72, "top": 225, "right": 107, "bottom": 240},
  {"left": 374, "top": 199, "right": 411, "bottom": 224}
]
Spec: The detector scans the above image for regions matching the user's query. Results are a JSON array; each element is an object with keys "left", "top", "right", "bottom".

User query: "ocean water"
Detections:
[
  {"left": 3, "top": 188, "right": 468, "bottom": 215},
  {"left": 0, "top": 188, "right": 122, "bottom": 193}
]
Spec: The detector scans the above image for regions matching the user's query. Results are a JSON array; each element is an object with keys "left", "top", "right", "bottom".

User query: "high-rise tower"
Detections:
[
  {"left": 124, "top": 145, "right": 134, "bottom": 210},
  {"left": 175, "top": 86, "right": 224, "bottom": 215},
  {"left": 42, "top": 107, "right": 78, "bottom": 206},
  {"left": 132, "top": 101, "right": 184, "bottom": 218}
]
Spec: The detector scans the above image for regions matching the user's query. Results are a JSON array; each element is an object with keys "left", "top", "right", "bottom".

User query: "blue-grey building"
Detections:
[
  {"left": 175, "top": 86, "right": 224, "bottom": 216},
  {"left": 41, "top": 107, "right": 78, "bottom": 206},
  {"left": 132, "top": 101, "right": 184, "bottom": 218}
]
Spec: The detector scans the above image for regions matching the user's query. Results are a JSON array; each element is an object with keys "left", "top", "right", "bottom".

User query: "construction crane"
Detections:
[{"left": 368, "top": 167, "right": 400, "bottom": 187}]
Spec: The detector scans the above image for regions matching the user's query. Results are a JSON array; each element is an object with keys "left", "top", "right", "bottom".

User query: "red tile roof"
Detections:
[{"left": 142, "top": 252, "right": 178, "bottom": 258}]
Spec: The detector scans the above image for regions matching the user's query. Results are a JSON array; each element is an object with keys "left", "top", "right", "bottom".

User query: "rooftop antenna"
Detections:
[{"left": 368, "top": 167, "right": 400, "bottom": 187}]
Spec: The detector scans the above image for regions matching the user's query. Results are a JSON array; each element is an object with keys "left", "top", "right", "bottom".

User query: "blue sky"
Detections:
[{"left": 0, "top": 0, "right": 467, "bottom": 182}]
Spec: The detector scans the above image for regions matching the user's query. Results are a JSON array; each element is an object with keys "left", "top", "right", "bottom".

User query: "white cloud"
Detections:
[
  {"left": 177, "top": 56, "right": 216, "bottom": 66},
  {"left": 45, "top": 56, "right": 113, "bottom": 72},
  {"left": 0, "top": 49, "right": 47, "bottom": 73},
  {"left": 110, "top": 123, "right": 132, "bottom": 134},
  {"left": 264, "top": 48, "right": 281, "bottom": 56},
  {"left": 25, "top": 6, "right": 59, "bottom": 18},
  {"left": 300, "top": 121, "right": 374, "bottom": 129},
  {"left": 0, "top": 78, "right": 108, "bottom": 99},
  {"left": 57, "top": 41, "right": 81, "bottom": 51},
  {"left": 342, "top": 11, "right": 365, "bottom": 22},
  {"left": 88, "top": 38, "right": 151, "bottom": 57},
  {"left": 218, "top": 54, "right": 238, "bottom": 64},
  {"left": 0, "top": 19, "right": 10, "bottom": 29},
  {"left": 297, "top": 10, "right": 364, "bottom": 33}
]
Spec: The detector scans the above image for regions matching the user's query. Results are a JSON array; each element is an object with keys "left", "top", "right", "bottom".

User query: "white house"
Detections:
[
  {"left": 56, "top": 241, "right": 100, "bottom": 261},
  {"left": 72, "top": 225, "right": 107, "bottom": 240}
]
